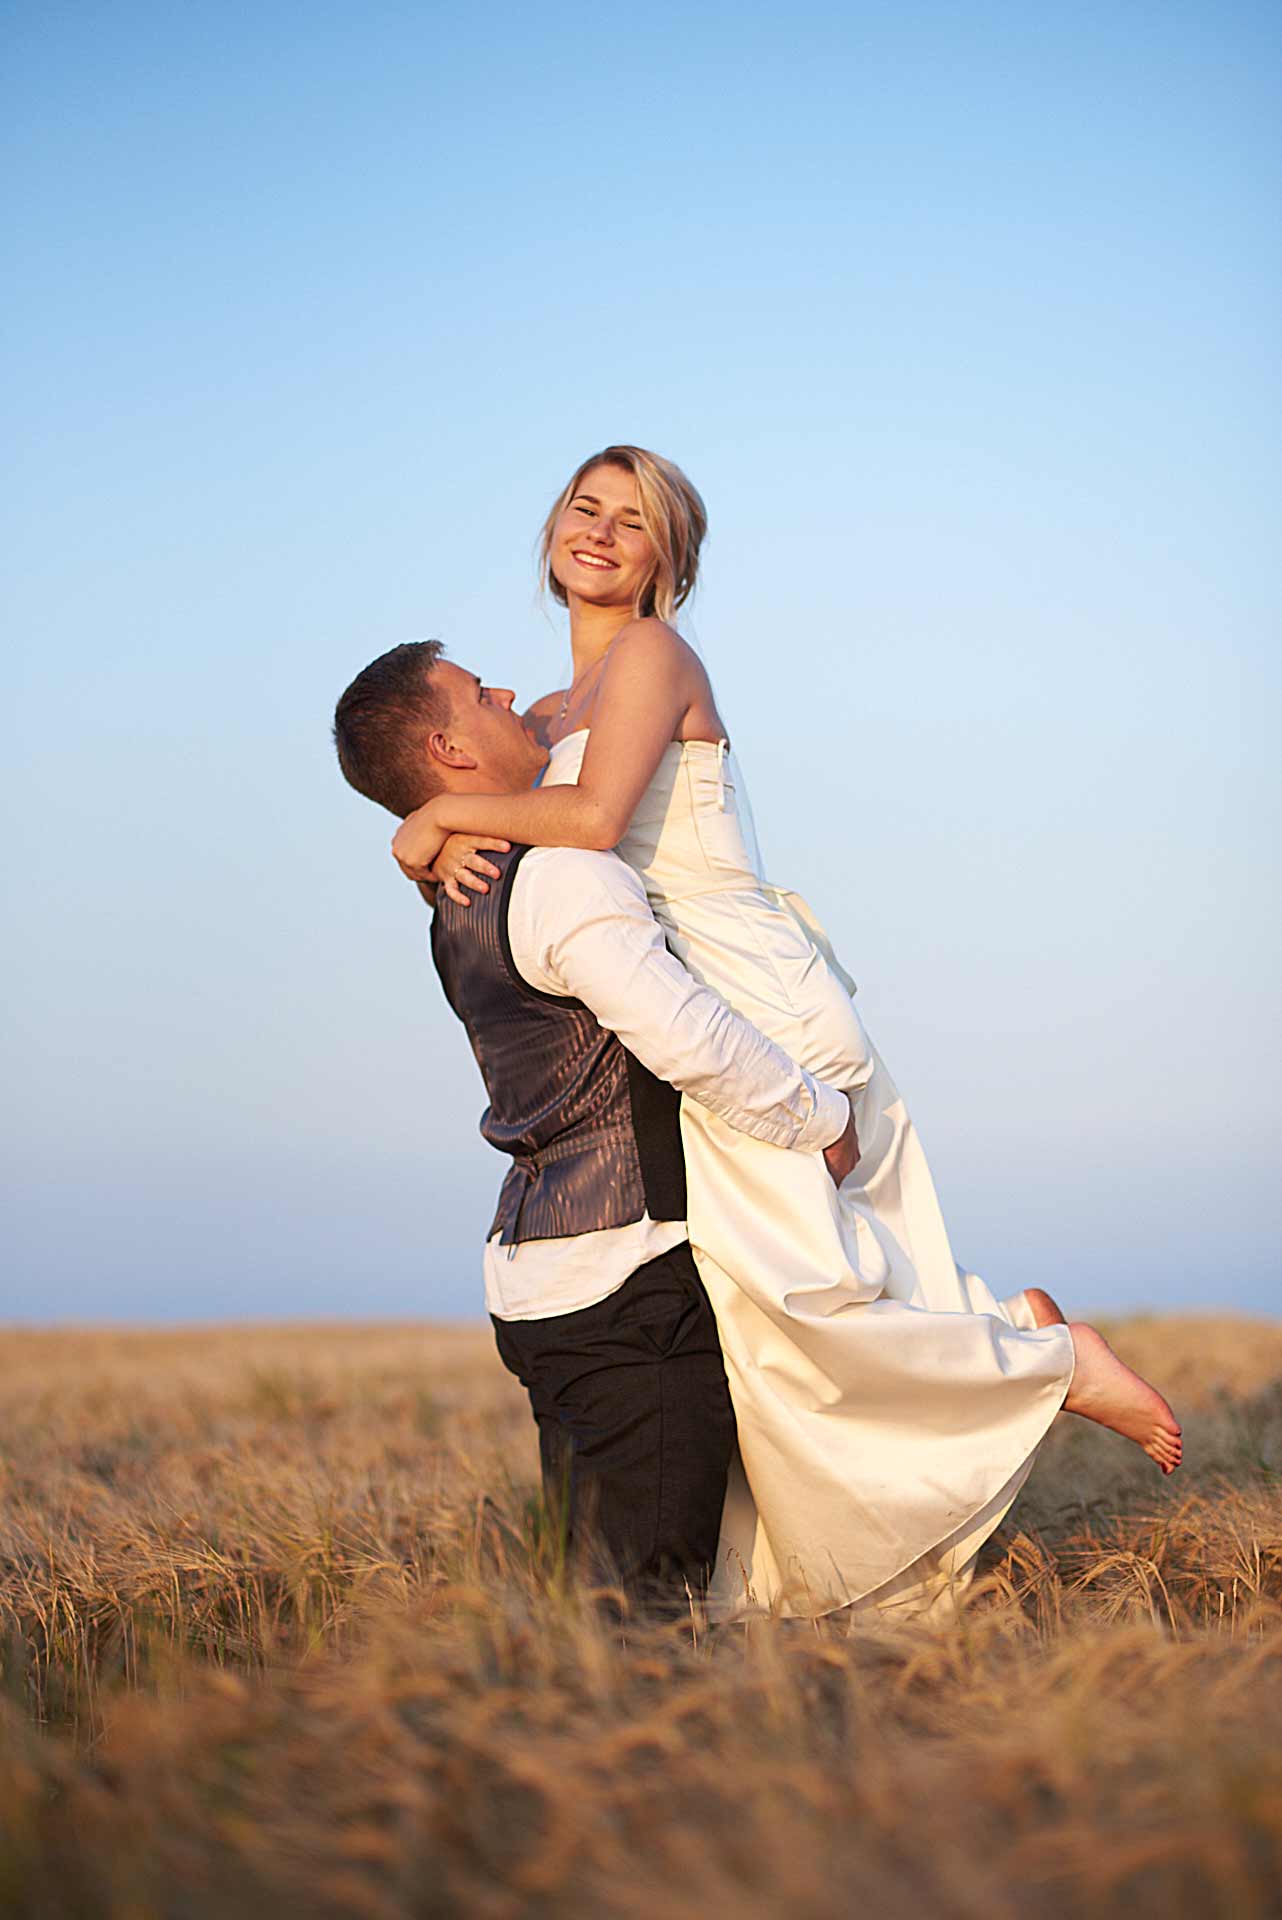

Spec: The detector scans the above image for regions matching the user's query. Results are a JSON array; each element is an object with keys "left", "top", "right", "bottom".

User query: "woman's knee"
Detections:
[{"left": 1025, "top": 1287, "right": 1067, "bottom": 1328}]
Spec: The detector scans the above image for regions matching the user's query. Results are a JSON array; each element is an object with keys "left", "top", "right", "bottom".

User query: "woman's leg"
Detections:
[{"left": 1024, "top": 1287, "right": 1067, "bottom": 1327}]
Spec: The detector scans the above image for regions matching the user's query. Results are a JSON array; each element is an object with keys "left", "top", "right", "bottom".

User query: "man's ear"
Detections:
[{"left": 426, "top": 728, "right": 479, "bottom": 773}]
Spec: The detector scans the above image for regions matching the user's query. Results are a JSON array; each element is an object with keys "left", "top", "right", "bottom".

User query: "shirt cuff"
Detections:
[{"left": 803, "top": 1081, "right": 851, "bottom": 1153}]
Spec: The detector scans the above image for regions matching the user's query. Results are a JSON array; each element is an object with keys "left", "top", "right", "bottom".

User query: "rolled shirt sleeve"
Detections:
[{"left": 508, "top": 848, "right": 849, "bottom": 1153}]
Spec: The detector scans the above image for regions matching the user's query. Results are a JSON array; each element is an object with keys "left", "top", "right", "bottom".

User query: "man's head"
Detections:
[{"left": 333, "top": 641, "right": 548, "bottom": 816}]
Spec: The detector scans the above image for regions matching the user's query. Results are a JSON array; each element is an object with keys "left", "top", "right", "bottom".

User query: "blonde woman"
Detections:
[{"left": 393, "top": 445, "right": 1181, "bottom": 1618}]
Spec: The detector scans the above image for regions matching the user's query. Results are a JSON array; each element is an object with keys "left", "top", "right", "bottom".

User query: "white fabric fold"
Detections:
[{"left": 545, "top": 730, "right": 1075, "bottom": 1619}]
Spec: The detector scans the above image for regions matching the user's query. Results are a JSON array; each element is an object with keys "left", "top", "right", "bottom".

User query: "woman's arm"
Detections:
[{"left": 392, "top": 621, "right": 700, "bottom": 886}]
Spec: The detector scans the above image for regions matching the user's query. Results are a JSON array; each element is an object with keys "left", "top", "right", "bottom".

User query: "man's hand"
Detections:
[{"left": 822, "top": 1096, "right": 861, "bottom": 1188}]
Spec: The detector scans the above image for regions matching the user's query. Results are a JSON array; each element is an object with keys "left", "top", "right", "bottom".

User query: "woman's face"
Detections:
[{"left": 549, "top": 463, "right": 655, "bottom": 610}]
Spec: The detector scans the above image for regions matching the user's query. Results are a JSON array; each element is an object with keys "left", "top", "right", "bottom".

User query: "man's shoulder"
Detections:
[
  {"left": 507, "top": 847, "right": 651, "bottom": 998},
  {"left": 511, "top": 846, "right": 648, "bottom": 925},
  {"left": 519, "top": 845, "right": 629, "bottom": 882}
]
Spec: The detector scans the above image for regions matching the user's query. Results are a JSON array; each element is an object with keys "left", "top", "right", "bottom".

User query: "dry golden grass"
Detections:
[{"left": 1, "top": 1314, "right": 1280, "bottom": 1918}]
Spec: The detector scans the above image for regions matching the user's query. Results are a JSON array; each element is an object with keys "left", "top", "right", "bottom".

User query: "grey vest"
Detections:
[{"left": 430, "top": 845, "right": 687, "bottom": 1245}]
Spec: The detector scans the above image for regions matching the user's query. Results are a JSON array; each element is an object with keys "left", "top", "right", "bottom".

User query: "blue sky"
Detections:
[{"left": 4, "top": 0, "right": 1279, "bottom": 1323}]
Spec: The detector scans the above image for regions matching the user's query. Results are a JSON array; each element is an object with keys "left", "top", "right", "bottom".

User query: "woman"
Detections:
[{"left": 394, "top": 446, "right": 1181, "bottom": 1618}]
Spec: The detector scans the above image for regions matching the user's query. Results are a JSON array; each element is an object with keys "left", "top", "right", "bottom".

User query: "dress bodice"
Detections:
[
  {"left": 542, "top": 729, "right": 767, "bottom": 906},
  {"left": 542, "top": 726, "right": 857, "bottom": 1008}
]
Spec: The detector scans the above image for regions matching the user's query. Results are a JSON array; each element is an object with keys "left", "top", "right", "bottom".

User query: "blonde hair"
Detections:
[{"left": 538, "top": 445, "right": 708, "bottom": 624}]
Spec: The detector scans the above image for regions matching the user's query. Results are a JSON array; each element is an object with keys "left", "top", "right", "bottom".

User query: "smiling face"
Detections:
[
  {"left": 432, "top": 661, "right": 548, "bottom": 790},
  {"left": 547, "top": 462, "right": 657, "bottom": 613}
]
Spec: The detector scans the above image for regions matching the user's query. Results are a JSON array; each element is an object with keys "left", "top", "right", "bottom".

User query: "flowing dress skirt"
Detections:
[{"left": 546, "top": 733, "right": 1076, "bottom": 1617}]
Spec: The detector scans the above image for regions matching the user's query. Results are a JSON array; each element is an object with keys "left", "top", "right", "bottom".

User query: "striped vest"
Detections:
[{"left": 430, "top": 845, "right": 687, "bottom": 1244}]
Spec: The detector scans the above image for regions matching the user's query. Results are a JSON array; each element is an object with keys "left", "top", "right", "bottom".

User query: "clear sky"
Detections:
[{"left": 4, "top": 1, "right": 1280, "bottom": 1324}]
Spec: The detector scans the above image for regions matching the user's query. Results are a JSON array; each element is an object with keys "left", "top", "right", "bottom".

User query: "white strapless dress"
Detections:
[{"left": 544, "top": 730, "right": 1075, "bottom": 1619}]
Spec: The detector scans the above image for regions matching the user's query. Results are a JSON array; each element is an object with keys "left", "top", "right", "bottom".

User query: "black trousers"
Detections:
[{"left": 491, "top": 1242, "right": 736, "bottom": 1612}]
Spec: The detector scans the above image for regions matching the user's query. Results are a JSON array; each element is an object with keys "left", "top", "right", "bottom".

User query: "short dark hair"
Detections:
[{"left": 333, "top": 640, "right": 450, "bottom": 816}]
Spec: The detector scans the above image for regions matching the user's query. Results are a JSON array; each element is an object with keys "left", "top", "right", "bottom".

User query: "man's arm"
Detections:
[{"left": 509, "top": 848, "right": 854, "bottom": 1160}]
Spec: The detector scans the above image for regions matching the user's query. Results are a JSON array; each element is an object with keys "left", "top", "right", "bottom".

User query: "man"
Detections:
[{"left": 334, "top": 641, "right": 859, "bottom": 1613}]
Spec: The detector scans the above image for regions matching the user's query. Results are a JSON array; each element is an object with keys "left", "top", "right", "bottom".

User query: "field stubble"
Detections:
[{"left": 1, "top": 1315, "right": 1280, "bottom": 1918}]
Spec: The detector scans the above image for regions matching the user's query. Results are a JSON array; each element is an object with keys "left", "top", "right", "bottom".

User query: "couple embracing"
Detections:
[{"left": 334, "top": 444, "right": 1181, "bottom": 1622}]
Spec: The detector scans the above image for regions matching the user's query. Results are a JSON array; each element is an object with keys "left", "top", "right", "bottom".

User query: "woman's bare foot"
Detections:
[
  {"left": 1064, "top": 1322, "right": 1183, "bottom": 1473},
  {"left": 1024, "top": 1287, "right": 1067, "bottom": 1328}
]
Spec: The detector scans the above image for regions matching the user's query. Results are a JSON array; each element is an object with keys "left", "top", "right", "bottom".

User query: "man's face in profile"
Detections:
[{"left": 433, "top": 661, "right": 548, "bottom": 791}]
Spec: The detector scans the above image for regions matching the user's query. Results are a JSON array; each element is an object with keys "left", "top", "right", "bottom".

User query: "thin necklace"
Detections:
[{"left": 556, "top": 641, "right": 614, "bottom": 726}]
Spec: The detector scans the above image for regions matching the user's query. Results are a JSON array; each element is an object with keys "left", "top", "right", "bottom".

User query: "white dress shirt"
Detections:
[{"left": 482, "top": 846, "right": 849, "bottom": 1321}]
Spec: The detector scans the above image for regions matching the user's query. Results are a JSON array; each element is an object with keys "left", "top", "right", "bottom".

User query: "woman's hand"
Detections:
[
  {"left": 392, "top": 801, "right": 450, "bottom": 884},
  {"left": 430, "top": 833, "right": 512, "bottom": 908},
  {"left": 822, "top": 1097, "right": 861, "bottom": 1188}
]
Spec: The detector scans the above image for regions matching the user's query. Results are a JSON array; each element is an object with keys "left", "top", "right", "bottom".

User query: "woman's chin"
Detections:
[{"left": 560, "top": 572, "right": 633, "bottom": 608}]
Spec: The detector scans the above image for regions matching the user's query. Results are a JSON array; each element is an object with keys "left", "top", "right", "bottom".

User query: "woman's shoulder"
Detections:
[
  {"left": 602, "top": 619, "right": 722, "bottom": 743},
  {"left": 606, "top": 617, "right": 706, "bottom": 690},
  {"left": 612, "top": 615, "right": 691, "bottom": 660}
]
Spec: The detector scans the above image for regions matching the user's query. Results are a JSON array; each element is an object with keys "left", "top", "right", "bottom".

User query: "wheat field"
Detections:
[{"left": 1, "top": 1314, "right": 1280, "bottom": 1918}]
